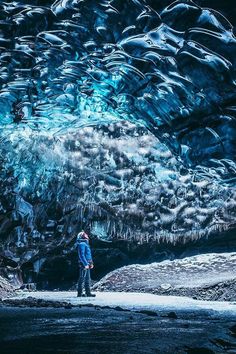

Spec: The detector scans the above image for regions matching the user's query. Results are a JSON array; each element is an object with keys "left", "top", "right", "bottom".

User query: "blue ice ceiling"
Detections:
[
  {"left": 0, "top": 0, "right": 235, "bottom": 168},
  {"left": 0, "top": 0, "right": 236, "bottom": 244}
]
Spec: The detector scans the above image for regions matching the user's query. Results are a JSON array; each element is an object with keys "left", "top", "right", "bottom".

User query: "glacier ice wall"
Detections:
[{"left": 0, "top": 0, "right": 236, "bottom": 275}]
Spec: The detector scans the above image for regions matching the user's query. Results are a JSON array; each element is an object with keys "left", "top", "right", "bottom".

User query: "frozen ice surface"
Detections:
[{"left": 10, "top": 291, "right": 236, "bottom": 316}]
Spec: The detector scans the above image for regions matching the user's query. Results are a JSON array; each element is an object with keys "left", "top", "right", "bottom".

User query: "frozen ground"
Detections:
[
  {"left": 1, "top": 252, "right": 236, "bottom": 353},
  {"left": 2, "top": 274, "right": 236, "bottom": 354},
  {"left": 94, "top": 253, "right": 236, "bottom": 301},
  {"left": 1, "top": 291, "right": 236, "bottom": 354},
  {"left": 5, "top": 291, "right": 236, "bottom": 316}
]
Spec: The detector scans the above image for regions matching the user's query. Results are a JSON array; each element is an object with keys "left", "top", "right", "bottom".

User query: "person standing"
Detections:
[{"left": 77, "top": 230, "right": 96, "bottom": 297}]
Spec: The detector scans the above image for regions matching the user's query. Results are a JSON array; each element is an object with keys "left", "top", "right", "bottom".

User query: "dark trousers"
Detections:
[{"left": 77, "top": 267, "right": 91, "bottom": 295}]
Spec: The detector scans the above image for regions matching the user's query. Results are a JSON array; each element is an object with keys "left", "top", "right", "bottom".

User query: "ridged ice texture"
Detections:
[
  {"left": 0, "top": 0, "right": 235, "bottom": 169},
  {"left": 0, "top": 0, "right": 236, "bottom": 250}
]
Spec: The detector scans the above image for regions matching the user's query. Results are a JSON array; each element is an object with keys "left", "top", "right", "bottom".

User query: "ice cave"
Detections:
[{"left": 0, "top": 1, "right": 235, "bottom": 353}]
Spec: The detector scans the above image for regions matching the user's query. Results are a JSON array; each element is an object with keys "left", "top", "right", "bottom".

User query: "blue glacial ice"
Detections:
[{"left": 0, "top": 0, "right": 235, "bottom": 250}]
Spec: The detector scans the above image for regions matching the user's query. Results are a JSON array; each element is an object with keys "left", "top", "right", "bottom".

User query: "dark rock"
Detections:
[
  {"left": 185, "top": 348, "right": 215, "bottom": 354},
  {"left": 64, "top": 302, "right": 72, "bottom": 309},
  {"left": 19, "top": 283, "right": 37, "bottom": 291},
  {"left": 229, "top": 324, "right": 236, "bottom": 336},
  {"left": 138, "top": 310, "right": 158, "bottom": 317},
  {"left": 166, "top": 311, "right": 178, "bottom": 319},
  {"left": 212, "top": 338, "right": 236, "bottom": 350},
  {"left": 114, "top": 306, "right": 125, "bottom": 311}
]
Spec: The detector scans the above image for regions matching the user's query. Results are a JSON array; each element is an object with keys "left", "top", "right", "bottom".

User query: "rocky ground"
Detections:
[
  {"left": 0, "top": 276, "right": 15, "bottom": 300},
  {"left": 0, "top": 292, "right": 236, "bottom": 354},
  {"left": 93, "top": 253, "right": 236, "bottom": 301}
]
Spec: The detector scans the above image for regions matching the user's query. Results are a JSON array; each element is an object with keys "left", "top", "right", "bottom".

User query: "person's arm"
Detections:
[
  {"left": 78, "top": 243, "right": 89, "bottom": 267},
  {"left": 87, "top": 244, "right": 94, "bottom": 268},
  {"left": 87, "top": 244, "right": 93, "bottom": 263}
]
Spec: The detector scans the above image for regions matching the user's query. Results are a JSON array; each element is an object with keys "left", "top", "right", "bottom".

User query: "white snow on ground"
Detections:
[
  {"left": 10, "top": 291, "right": 236, "bottom": 315},
  {"left": 0, "top": 275, "right": 15, "bottom": 299},
  {"left": 94, "top": 252, "right": 236, "bottom": 289}
]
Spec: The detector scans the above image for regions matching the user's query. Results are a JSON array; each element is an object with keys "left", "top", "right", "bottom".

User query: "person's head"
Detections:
[{"left": 78, "top": 230, "right": 89, "bottom": 240}]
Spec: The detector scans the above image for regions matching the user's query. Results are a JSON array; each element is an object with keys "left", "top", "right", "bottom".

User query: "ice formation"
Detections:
[{"left": 0, "top": 1, "right": 235, "bottom": 283}]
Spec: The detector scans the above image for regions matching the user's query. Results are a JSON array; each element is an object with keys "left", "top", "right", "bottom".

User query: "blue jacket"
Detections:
[{"left": 77, "top": 237, "right": 93, "bottom": 267}]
